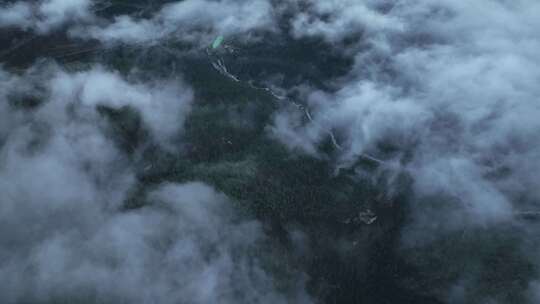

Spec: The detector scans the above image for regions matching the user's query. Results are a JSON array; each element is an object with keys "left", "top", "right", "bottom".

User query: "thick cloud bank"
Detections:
[
  {"left": 269, "top": 1, "right": 540, "bottom": 302},
  {"left": 0, "top": 0, "right": 276, "bottom": 47},
  {"left": 0, "top": 63, "right": 309, "bottom": 303},
  {"left": 271, "top": 1, "right": 540, "bottom": 220},
  {"left": 0, "top": 0, "right": 93, "bottom": 33},
  {"left": 80, "top": 0, "right": 276, "bottom": 46}
]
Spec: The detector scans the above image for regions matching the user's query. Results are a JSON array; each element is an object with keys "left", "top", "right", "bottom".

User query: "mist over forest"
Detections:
[{"left": 1, "top": 1, "right": 539, "bottom": 303}]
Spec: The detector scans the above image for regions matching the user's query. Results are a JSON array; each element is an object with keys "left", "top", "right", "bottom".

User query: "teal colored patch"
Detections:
[{"left": 212, "top": 35, "right": 224, "bottom": 49}]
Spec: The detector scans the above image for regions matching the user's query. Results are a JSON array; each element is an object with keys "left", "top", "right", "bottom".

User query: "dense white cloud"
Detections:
[
  {"left": 82, "top": 15, "right": 162, "bottom": 45},
  {"left": 0, "top": 2, "right": 33, "bottom": 29},
  {"left": 0, "top": 0, "right": 93, "bottom": 33},
  {"left": 0, "top": 177, "right": 302, "bottom": 303},
  {"left": 37, "top": 0, "right": 93, "bottom": 32},
  {"left": 0, "top": 64, "right": 310, "bottom": 303},
  {"left": 270, "top": 82, "right": 430, "bottom": 166},
  {"left": 45, "top": 66, "right": 193, "bottom": 148},
  {"left": 270, "top": 2, "right": 540, "bottom": 301},
  {"left": 162, "top": 0, "right": 275, "bottom": 36},
  {"left": 74, "top": 0, "right": 276, "bottom": 46},
  {"left": 270, "top": 0, "right": 540, "bottom": 237},
  {"left": 290, "top": 0, "right": 404, "bottom": 42}
]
